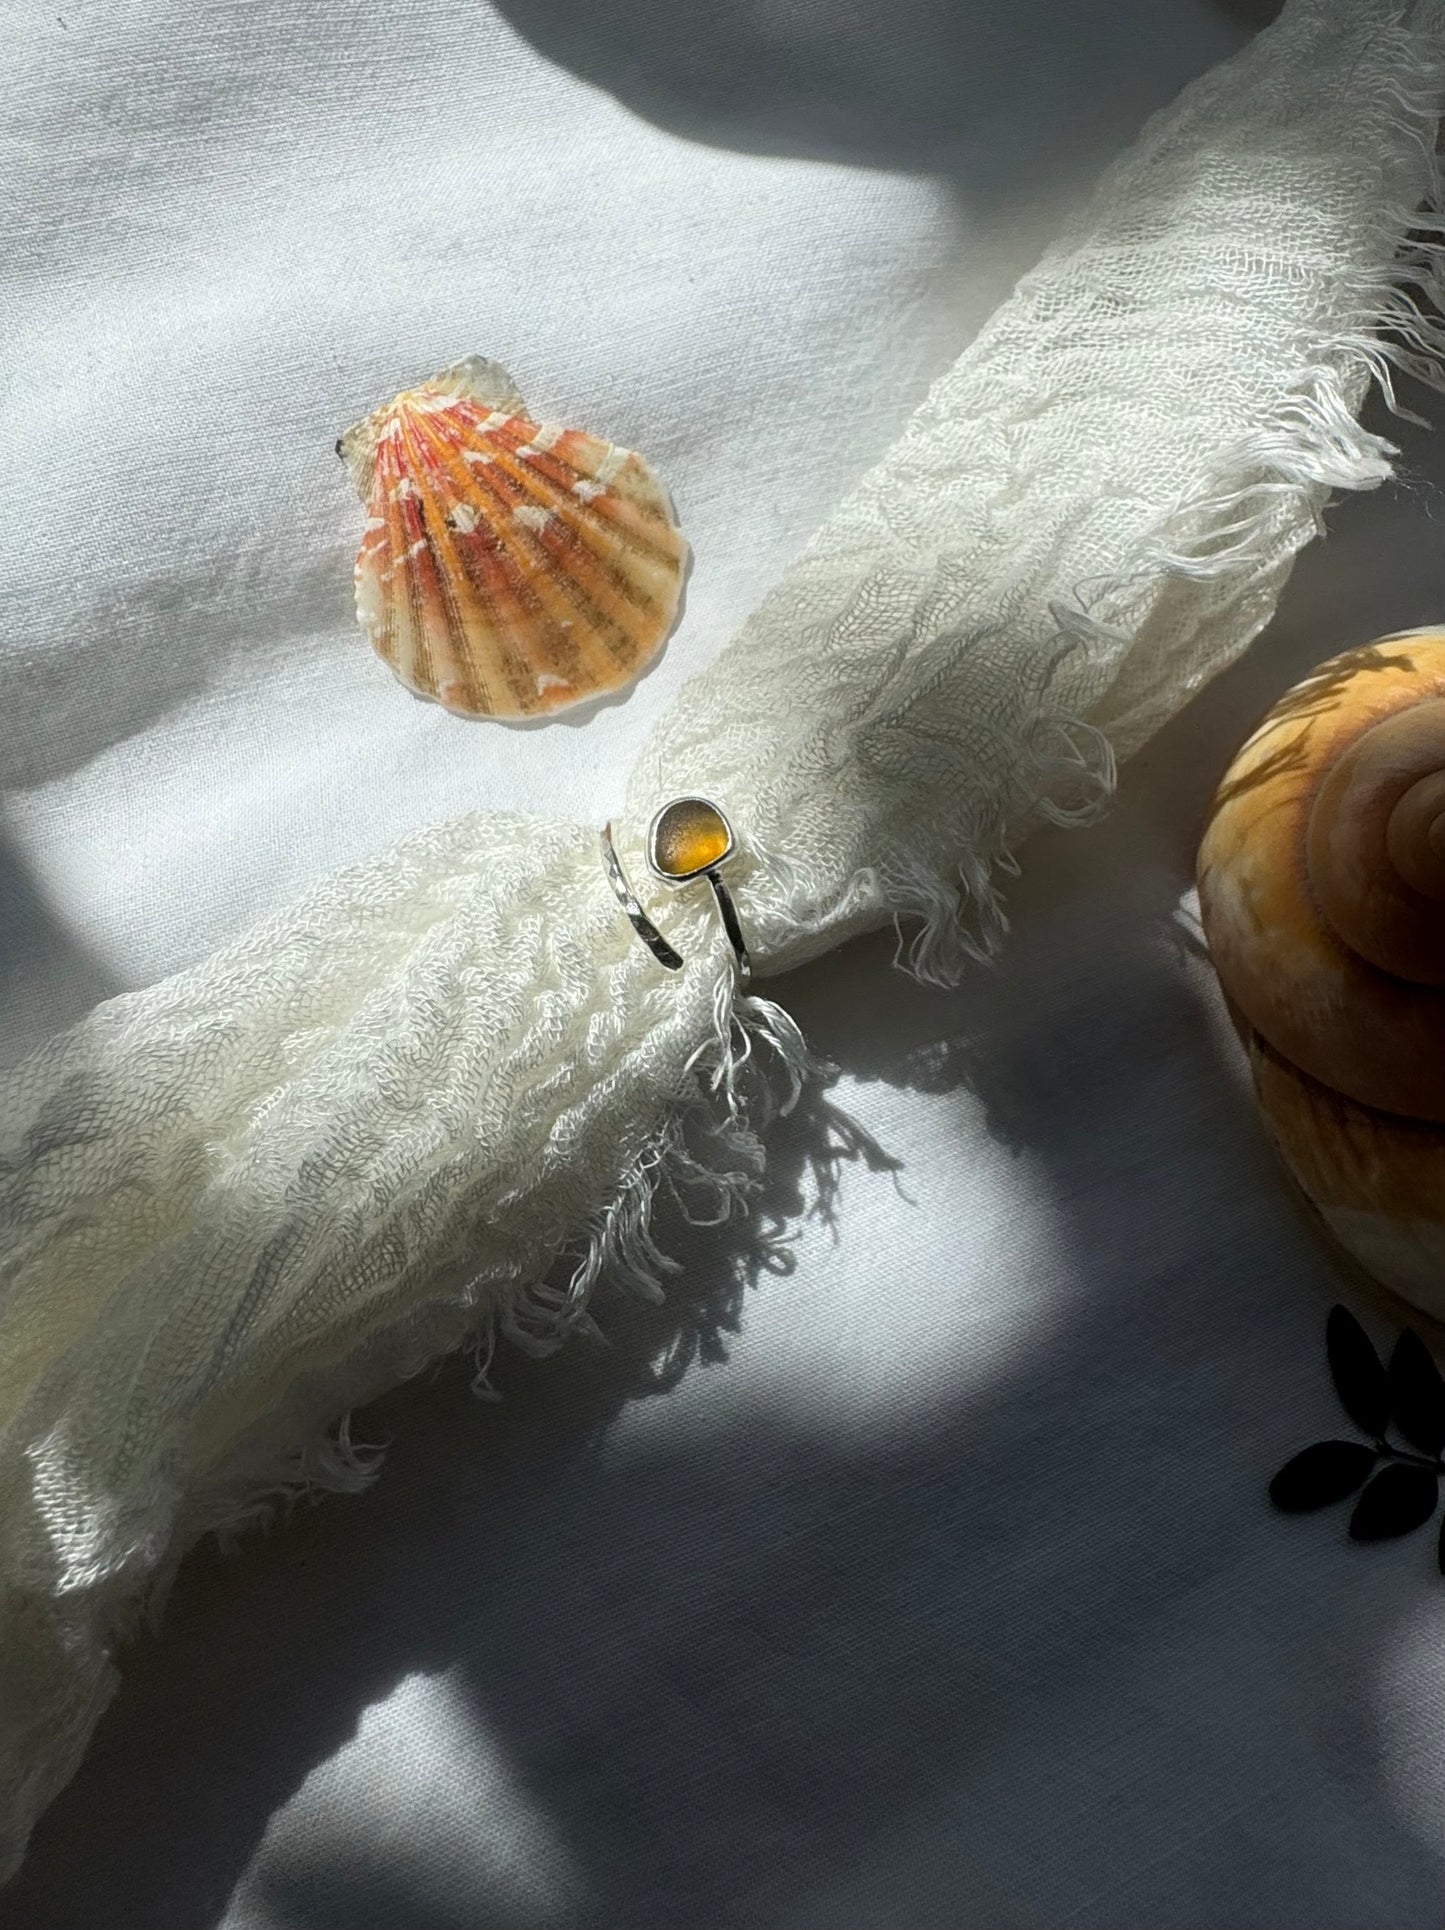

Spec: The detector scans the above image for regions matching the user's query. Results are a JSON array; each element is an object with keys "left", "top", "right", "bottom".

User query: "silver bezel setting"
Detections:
[{"left": 645, "top": 795, "right": 736, "bottom": 885}]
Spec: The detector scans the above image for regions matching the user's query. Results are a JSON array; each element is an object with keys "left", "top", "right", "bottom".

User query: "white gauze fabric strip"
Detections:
[{"left": 2, "top": 0, "right": 1444, "bottom": 1882}]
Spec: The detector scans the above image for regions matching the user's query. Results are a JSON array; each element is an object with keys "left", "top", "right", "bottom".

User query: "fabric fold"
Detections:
[{"left": 3, "top": 0, "right": 1445, "bottom": 1880}]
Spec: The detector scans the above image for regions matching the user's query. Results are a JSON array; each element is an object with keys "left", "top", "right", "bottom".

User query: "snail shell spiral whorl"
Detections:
[{"left": 1197, "top": 631, "right": 1445, "bottom": 1317}]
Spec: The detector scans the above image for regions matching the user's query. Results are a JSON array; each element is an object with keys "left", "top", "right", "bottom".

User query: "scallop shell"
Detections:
[{"left": 339, "top": 357, "right": 686, "bottom": 720}]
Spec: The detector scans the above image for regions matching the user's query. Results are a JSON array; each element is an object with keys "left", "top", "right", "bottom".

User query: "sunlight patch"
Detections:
[{"left": 223, "top": 1668, "right": 582, "bottom": 1926}]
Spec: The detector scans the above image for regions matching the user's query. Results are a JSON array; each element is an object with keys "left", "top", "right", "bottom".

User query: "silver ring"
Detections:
[
  {"left": 601, "top": 797, "right": 752, "bottom": 990},
  {"left": 600, "top": 821, "right": 684, "bottom": 972}
]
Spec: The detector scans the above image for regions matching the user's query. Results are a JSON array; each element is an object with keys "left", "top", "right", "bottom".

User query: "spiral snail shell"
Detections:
[{"left": 1197, "top": 630, "right": 1445, "bottom": 1318}]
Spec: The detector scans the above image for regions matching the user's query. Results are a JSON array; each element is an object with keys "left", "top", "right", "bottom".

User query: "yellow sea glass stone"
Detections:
[{"left": 649, "top": 798, "right": 734, "bottom": 881}]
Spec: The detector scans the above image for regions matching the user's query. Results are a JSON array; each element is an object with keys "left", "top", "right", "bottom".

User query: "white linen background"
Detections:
[{"left": 6, "top": 0, "right": 1445, "bottom": 1925}]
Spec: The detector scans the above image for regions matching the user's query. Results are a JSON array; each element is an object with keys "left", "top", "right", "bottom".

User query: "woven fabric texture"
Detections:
[{"left": 2, "top": 0, "right": 1444, "bottom": 1883}]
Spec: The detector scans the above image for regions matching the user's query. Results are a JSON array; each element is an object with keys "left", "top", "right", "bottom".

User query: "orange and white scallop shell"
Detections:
[{"left": 338, "top": 357, "right": 687, "bottom": 720}]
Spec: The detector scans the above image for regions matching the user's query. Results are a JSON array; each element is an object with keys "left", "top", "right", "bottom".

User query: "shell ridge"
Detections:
[
  {"left": 445, "top": 401, "right": 681, "bottom": 584},
  {"left": 499, "top": 426, "right": 682, "bottom": 572},
  {"left": 420, "top": 405, "right": 679, "bottom": 644},
  {"left": 384, "top": 428, "right": 455, "bottom": 704},
  {"left": 379, "top": 425, "right": 490, "bottom": 710},
  {"left": 345, "top": 373, "right": 685, "bottom": 719},
  {"left": 398, "top": 412, "right": 511, "bottom": 714},
  {"left": 408, "top": 409, "right": 591, "bottom": 706},
  {"left": 504, "top": 437, "right": 684, "bottom": 583},
  {"left": 415, "top": 412, "right": 630, "bottom": 689},
  {"left": 394, "top": 453, "right": 443, "bottom": 706},
  {"left": 373, "top": 442, "right": 422, "bottom": 692}
]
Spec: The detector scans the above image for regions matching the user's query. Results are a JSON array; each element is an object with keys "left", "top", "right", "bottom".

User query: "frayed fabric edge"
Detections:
[
  {"left": 185, "top": 976, "right": 822, "bottom": 1552},
  {"left": 4, "top": 865, "right": 826, "bottom": 1892},
  {"left": 861, "top": 39, "right": 1445, "bottom": 992}
]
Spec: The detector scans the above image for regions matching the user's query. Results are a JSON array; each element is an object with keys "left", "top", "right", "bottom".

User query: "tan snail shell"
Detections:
[{"left": 1197, "top": 629, "right": 1445, "bottom": 1317}]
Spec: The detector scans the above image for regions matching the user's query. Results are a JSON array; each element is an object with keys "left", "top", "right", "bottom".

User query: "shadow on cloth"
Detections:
[
  {"left": 489, "top": 0, "right": 1270, "bottom": 189},
  {"left": 0, "top": 834, "right": 121, "bottom": 1066},
  {"left": 8, "top": 382, "right": 1445, "bottom": 1928}
]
